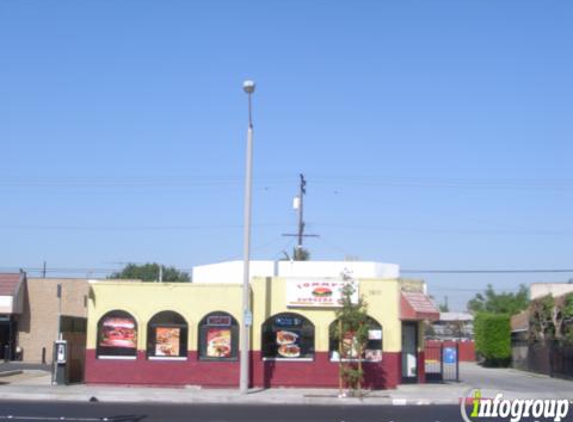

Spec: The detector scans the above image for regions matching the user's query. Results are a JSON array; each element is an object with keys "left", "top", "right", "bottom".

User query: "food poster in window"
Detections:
[
  {"left": 100, "top": 317, "right": 137, "bottom": 349},
  {"left": 276, "top": 329, "right": 301, "bottom": 358},
  {"left": 365, "top": 349, "right": 382, "bottom": 362},
  {"left": 155, "top": 327, "right": 180, "bottom": 356},
  {"left": 206, "top": 328, "right": 232, "bottom": 358},
  {"left": 273, "top": 315, "right": 306, "bottom": 358}
]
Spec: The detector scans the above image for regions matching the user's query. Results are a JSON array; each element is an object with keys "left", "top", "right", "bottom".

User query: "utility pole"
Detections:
[
  {"left": 240, "top": 79, "right": 256, "bottom": 394},
  {"left": 52, "top": 283, "right": 62, "bottom": 385},
  {"left": 283, "top": 174, "right": 318, "bottom": 260},
  {"left": 296, "top": 173, "right": 306, "bottom": 250}
]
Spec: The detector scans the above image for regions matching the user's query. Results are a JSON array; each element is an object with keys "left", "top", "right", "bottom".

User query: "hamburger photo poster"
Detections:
[
  {"left": 155, "top": 327, "right": 180, "bottom": 357},
  {"left": 99, "top": 317, "right": 137, "bottom": 349},
  {"left": 286, "top": 278, "right": 359, "bottom": 308}
]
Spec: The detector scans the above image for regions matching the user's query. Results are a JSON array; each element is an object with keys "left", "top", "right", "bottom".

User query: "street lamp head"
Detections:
[{"left": 243, "top": 80, "right": 256, "bottom": 94}]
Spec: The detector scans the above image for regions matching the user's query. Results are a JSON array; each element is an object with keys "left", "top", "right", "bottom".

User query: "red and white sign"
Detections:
[{"left": 286, "top": 278, "right": 359, "bottom": 308}]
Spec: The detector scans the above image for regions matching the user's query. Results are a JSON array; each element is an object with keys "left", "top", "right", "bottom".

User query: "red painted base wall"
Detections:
[
  {"left": 417, "top": 351, "right": 426, "bottom": 383},
  {"left": 84, "top": 350, "right": 402, "bottom": 389}
]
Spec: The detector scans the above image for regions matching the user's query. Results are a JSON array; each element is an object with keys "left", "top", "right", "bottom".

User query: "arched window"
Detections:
[
  {"left": 198, "top": 312, "right": 239, "bottom": 360},
  {"left": 147, "top": 311, "right": 188, "bottom": 359},
  {"left": 262, "top": 313, "right": 314, "bottom": 360},
  {"left": 329, "top": 316, "right": 383, "bottom": 362},
  {"left": 97, "top": 310, "right": 138, "bottom": 358}
]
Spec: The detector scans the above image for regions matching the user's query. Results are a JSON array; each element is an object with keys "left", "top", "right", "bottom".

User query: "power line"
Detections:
[
  {"left": 0, "top": 223, "right": 289, "bottom": 231},
  {"left": 0, "top": 176, "right": 293, "bottom": 187},
  {"left": 402, "top": 269, "right": 573, "bottom": 274},
  {"left": 5, "top": 175, "right": 573, "bottom": 190},
  {"left": 313, "top": 177, "right": 573, "bottom": 190},
  {"left": 2, "top": 223, "right": 572, "bottom": 238},
  {"left": 3, "top": 266, "right": 572, "bottom": 277},
  {"left": 315, "top": 223, "right": 573, "bottom": 237}
]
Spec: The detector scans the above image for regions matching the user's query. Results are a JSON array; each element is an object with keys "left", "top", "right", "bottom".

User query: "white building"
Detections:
[
  {"left": 192, "top": 260, "right": 401, "bottom": 283},
  {"left": 530, "top": 282, "right": 573, "bottom": 300}
]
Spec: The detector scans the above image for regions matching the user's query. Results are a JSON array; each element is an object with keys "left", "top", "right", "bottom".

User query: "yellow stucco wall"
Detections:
[
  {"left": 87, "top": 277, "right": 403, "bottom": 353},
  {"left": 250, "top": 277, "right": 402, "bottom": 352},
  {"left": 87, "top": 282, "right": 243, "bottom": 351}
]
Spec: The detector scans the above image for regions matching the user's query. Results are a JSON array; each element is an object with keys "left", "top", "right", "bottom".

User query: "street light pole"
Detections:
[{"left": 240, "top": 80, "right": 255, "bottom": 394}]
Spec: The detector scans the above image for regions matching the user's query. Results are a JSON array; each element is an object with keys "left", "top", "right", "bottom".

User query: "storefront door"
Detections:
[
  {"left": 401, "top": 322, "right": 418, "bottom": 383},
  {"left": 0, "top": 316, "right": 13, "bottom": 360}
]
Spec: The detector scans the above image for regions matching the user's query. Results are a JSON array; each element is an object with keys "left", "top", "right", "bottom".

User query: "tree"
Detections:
[
  {"left": 108, "top": 263, "right": 190, "bottom": 282},
  {"left": 281, "top": 247, "right": 311, "bottom": 261},
  {"left": 467, "top": 284, "right": 528, "bottom": 316},
  {"left": 529, "top": 293, "right": 573, "bottom": 343},
  {"left": 294, "top": 247, "right": 311, "bottom": 261},
  {"left": 333, "top": 281, "right": 369, "bottom": 397},
  {"left": 529, "top": 295, "right": 555, "bottom": 341},
  {"left": 439, "top": 295, "right": 450, "bottom": 313},
  {"left": 474, "top": 313, "right": 511, "bottom": 367}
]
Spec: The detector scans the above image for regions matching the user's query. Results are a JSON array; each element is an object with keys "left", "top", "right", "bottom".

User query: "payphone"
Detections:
[{"left": 53, "top": 340, "right": 68, "bottom": 385}]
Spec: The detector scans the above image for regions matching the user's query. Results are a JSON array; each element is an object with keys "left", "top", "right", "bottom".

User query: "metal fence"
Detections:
[
  {"left": 512, "top": 340, "right": 573, "bottom": 380},
  {"left": 425, "top": 342, "right": 460, "bottom": 383}
]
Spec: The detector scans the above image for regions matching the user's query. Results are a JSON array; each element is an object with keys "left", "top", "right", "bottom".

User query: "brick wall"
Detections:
[{"left": 17, "top": 278, "right": 89, "bottom": 363}]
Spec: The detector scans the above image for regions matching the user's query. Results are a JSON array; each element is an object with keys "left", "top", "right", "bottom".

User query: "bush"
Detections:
[{"left": 474, "top": 313, "right": 511, "bottom": 367}]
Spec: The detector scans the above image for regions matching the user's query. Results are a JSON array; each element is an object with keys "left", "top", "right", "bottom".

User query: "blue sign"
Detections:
[
  {"left": 274, "top": 316, "right": 302, "bottom": 327},
  {"left": 443, "top": 347, "right": 457, "bottom": 364}
]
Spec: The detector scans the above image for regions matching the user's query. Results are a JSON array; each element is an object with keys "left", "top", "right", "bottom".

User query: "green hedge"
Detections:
[{"left": 474, "top": 313, "right": 511, "bottom": 367}]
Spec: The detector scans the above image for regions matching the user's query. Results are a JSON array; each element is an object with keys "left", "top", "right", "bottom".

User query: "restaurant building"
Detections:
[{"left": 84, "top": 261, "right": 439, "bottom": 389}]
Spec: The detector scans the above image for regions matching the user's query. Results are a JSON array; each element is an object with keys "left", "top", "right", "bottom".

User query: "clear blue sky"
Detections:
[{"left": 2, "top": 1, "right": 572, "bottom": 310}]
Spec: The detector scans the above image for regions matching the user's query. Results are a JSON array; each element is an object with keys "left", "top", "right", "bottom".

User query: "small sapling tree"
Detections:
[{"left": 333, "top": 280, "right": 369, "bottom": 397}]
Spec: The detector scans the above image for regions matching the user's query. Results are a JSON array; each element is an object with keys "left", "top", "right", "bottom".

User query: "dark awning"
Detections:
[{"left": 400, "top": 291, "right": 440, "bottom": 321}]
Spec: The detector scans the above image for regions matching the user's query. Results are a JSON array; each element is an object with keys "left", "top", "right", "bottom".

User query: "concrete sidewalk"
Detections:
[
  {"left": 0, "top": 370, "right": 455, "bottom": 406},
  {"left": 0, "top": 363, "right": 572, "bottom": 406}
]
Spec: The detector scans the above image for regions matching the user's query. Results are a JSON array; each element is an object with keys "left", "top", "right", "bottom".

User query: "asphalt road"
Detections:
[
  {"left": 459, "top": 363, "right": 573, "bottom": 395},
  {"left": 1, "top": 401, "right": 571, "bottom": 422}
]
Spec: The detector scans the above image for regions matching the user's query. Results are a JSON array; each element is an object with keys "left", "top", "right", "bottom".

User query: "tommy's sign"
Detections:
[{"left": 286, "top": 278, "right": 359, "bottom": 308}]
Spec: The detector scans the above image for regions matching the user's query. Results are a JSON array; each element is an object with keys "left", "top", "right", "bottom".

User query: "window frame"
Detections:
[
  {"left": 198, "top": 311, "right": 239, "bottom": 361},
  {"left": 96, "top": 310, "right": 138, "bottom": 360},
  {"left": 146, "top": 311, "right": 189, "bottom": 360},
  {"left": 328, "top": 316, "right": 383, "bottom": 362},
  {"left": 261, "top": 312, "right": 315, "bottom": 361}
]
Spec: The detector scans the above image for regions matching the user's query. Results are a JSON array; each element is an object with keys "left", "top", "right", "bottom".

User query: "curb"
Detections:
[
  {"left": 0, "top": 390, "right": 462, "bottom": 406},
  {"left": 0, "top": 370, "right": 23, "bottom": 378}
]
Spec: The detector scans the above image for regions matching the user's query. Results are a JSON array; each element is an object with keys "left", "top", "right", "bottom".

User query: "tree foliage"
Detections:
[
  {"left": 294, "top": 247, "right": 311, "bottom": 261},
  {"left": 108, "top": 263, "right": 190, "bottom": 282},
  {"left": 474, "top": 313, "right": 511, "bottom": 367},
  {"left": 281, "top": 247, "right": 311, "bottom": 261},
  {"left": 333, "top": 281, "right": 369, "bottom": 396},
  {"left": 529, "top": 292, "right": 573, "bottom": 344},
  {"left": 467, "top": 284, "right": 528, "bottom": 315},
  {"left": 529, "top": 295, "right": 555, "bottom": 341}
]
